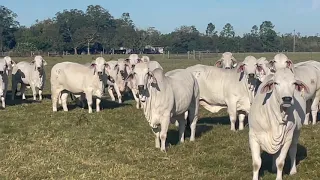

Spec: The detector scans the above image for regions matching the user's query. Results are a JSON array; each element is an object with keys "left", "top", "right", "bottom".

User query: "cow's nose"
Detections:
[
  {"left": 97, "top": 72, "right": 103, "bottom": 75},
  {"left": 120, "top": 70, "right": 124, "bottom": 74},
  {"left": 248, "top": 73, "right": 255, "bottom": 78},
  {"left": 282, "top": 97, "right": 292, "bottom": 102},
  {"left": 138, "top": 85, "right": 144, "bottom": 93},
  {"left": 0, "top": 71, "right": 3, "bottom": 74},
  {"left": 225, "top": 67, "right": 231, "bottom": 69},
  {"left": 37, "top": 67, "right": 41, "bottom": 70}
]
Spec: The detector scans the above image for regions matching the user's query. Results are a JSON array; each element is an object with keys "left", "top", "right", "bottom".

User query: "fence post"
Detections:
[
  {"left": 193, "top": 50, "right": 196, "bottom": 59},
  {"left": 187, "top": 51, "right": 190, "bottom": 59},
  {"left": 47, "top": 52, "right": 49, "bottom": 57},
  {"left": 30, "top": 51, "right": 32, "bottom": 57},
  {"left": 198, "top": 51, "right": 201, "bottom": 60},
  {"left": 167, "top": 51, "right": 170, "bottom": 59}
]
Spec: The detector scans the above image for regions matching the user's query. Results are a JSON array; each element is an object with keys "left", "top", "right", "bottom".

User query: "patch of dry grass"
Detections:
[{"left": 0, "top": 53, "right": 320, "bottom": 179}]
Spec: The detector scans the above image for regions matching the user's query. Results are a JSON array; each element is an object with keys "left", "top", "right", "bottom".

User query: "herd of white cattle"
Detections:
[{"left": 0, "top": 52, "right": 319, "bottom": 179}]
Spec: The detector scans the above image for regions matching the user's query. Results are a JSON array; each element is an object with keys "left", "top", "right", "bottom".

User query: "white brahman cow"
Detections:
[
  {"left": 126, "top": 63, "right": 199, "bottom": 152},
  {"left": 0, "top": 59, "right": 10, "bottom": 108},
  {"left": 249, "top": 68, "right": 308, "bottom": 180},
  {"left": 51, "top": 57, "right": 108, "bottom": 113},
  {"left": 186, "top": 56, "right": 258, "bottom": 131},
  {"left": 269, "top": 53, "right": 320, "bottom": 125},
  {"left": 12, "top": 55, "right": 47, "bottom": 101}
]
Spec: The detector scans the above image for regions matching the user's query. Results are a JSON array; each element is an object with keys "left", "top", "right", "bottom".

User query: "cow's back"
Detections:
[{"left": 51, "top": 62, "right": 92, "bottom": 93}]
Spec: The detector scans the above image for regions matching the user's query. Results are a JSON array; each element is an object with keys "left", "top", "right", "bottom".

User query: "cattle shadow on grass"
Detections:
[
  {"left": 166, "top": 121, "right": 214, "bottom": 146},
  {"left": 258, "top": 143, "right": 307, "bottom": 177},
  {"left": 60, "top": 98, "right": 130, "bottom": 112}
]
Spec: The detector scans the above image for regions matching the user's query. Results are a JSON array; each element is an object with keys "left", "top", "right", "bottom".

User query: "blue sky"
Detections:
[{"left": 2, "top": 0, "right": 320, "bottom": 36}]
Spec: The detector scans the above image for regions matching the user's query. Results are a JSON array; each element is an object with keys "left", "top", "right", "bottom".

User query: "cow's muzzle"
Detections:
[
  {"left": 138, "top": 85, "right": 144, "bottom": 94},
  {"left": 281, "top": 96, "right": 293, "bottom": 107},
  {"left": 97, "top": 72, "right": 103, "bottom": 76},
  {"left": 225, "top": 67, "right": 231, "bottom": 69},
  {"left": 37, "top": 67, "right": 41, "bottom": 71},
  {"left": 248, "top": 73, "right": 255, "bottom": 78},
  {"left": 0, "top": 71, "right": 3, "bottom": 74}
]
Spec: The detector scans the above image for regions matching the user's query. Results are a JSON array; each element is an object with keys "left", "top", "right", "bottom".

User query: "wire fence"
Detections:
[{"left": 1, "top": 51, "right": 320, "bottom": 62}]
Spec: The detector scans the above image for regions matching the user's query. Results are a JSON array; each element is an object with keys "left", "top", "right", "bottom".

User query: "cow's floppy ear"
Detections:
[
  {"left": 232, "top": 62, "right": 238, "bottom": 68},
  {"left": 260, "top": 80, "right": 275, "bottom": 94},
  {"left": 215, "top": 59, "right": 222, "bottom": 68},
  {"left": 11, "top": 60, "right": 16, "bottom": 67},
  {"left": 148, "top": 71, "right": 157, "bottom": 84},
  {"left": 286, "top": 59, "right": 294, "bottom": 72},
  {"left": 295, "top": 80, "right": 310, "bottom": 93},
  {"left": 91, "top": 63, "right": 96, "bottom": 75},
  {"left": 256, "top": 64, "right": 266, "bottom": 75},
  {"left": 237, "top": 63, "right": 245, "bottom": 73},
  {"left": 114, "top": 64, "right": 119, "bottom": 70},
  {"left": 42, "top": 59, "right": 47, "bottom": 66},
  {"left": 125, "top": 72, "right": 134, "bottom": 82}
]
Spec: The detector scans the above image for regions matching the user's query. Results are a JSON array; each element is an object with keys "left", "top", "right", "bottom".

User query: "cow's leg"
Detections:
[
  {"left": 275, "top": 139, "right": 292, "bottom": 180},
  {"left": 20, "top": 84, "right": 27, "bottom": 100},
  {"left": 80, "top": 93, "right": 86, "bottom": 109},
  {"left": 108, "top": 87, "right": 116, "bottom": 101},
  {"left": 311, "top": 97, "right": 319, "bottom": 125},
  {"left": 60, "top": 92, "right": 68, "bottom": 111},
  {"left": 1, "top": 95, "right": 5, "bottom": 108},
  {"left": 114, "top": 83, "right": 122, "bottom": 104},
  {"left": 11, "top": 81, "right": 17, "bottom": 100},
  {"left": 249, "top": 136, "right": 261, "bottom": 180},
  {"left": 176, "top": 115, "right": 186, "bottom": 143},
  {"left": 2, "top": 87, "right": 7, "bottom": 108},
  {"left": 38, "top": 89, "right": 43, "bottom": 101},
  {"left": 51, "top": 89, "right": 61, "bottom": 112},
  {"left": 188, "top": 105, "right": 199, "bottom": 141},
  {"left": 131, "top": 89, "right": 140, "bottom": 109},
  {"left": 96, "top": 97, "right": 101, "bottom": 112},
  {"left": 58, "top": 92, "right": 62, "bottom": 105},
  {"left": 227, "top": 104, "right": 237, "bottom": 131},
  {"left": 289, "top": 131, "right": 300, "bottom": 175},
  {"left": 304, "top": 99, "right": 312, "bottom": 125},
  {"left": 238, "top": 113, "right": 246, "bottom": 131},
  {"left": 85, "top": 92, "right": 93, "bottom": 113},
  {"left": 160, "top": 116, "right": 170, "bottom": 152},
  {"left": 30, "top": 84, "right": 37, "bottom": 101},
  {"left": 152, "top": 127, "right": 161, "bottom": 149}
]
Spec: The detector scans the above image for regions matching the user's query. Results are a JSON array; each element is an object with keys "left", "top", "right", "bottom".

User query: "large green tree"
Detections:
[{"left": 0, "top": 6, "right": 19, "bottom": 51}]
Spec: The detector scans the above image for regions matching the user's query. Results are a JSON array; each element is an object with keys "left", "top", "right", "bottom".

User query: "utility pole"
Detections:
[{"left": 293, "top": 29, "right": 296, "bottom": 52}]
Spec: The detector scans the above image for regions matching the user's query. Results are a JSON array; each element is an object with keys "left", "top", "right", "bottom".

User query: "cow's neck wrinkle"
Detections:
[{"left": 263, "top": 91, "right": 288, "bottom": 154}]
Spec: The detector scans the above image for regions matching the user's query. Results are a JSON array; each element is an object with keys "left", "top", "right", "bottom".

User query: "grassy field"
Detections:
[{"left": 1, "top": 52, "right": 320, "bottom": 180}]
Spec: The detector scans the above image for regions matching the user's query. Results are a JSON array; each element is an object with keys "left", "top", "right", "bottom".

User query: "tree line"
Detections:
[{"left": 1, "top": 5, "right": 320, "bottom": 55}]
